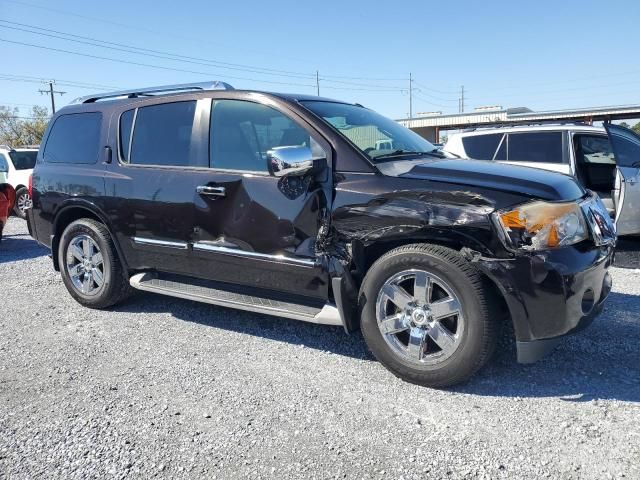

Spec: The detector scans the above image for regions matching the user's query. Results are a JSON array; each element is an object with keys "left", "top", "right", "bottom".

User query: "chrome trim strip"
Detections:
[
  {"left": 128, "top": 272, "right": 342, "bottom": 326},
  {"left": 133, "top": 237, "right": 189, "bottom": 250},
  {"left": 192, "top": 243, "right": 316, "bottom": 267}
]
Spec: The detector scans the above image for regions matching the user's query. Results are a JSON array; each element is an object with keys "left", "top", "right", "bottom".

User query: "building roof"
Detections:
[{"left": 398, "top": 104, "right": 640, "bottom": 130}]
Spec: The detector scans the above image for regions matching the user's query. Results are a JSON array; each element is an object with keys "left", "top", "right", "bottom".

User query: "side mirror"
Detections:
[{"left": 267, "top": 146, "right": 324, "bottom": 177}]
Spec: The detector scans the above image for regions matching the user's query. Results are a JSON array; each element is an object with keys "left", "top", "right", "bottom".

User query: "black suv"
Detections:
[{"left": 27, "top": 81, "right": 616, "bottom": 387}]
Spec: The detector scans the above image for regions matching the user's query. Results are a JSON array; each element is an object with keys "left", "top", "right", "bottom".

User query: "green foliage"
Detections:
[{"left": 0, "top": 105, "right": 49, "bottom": 147}]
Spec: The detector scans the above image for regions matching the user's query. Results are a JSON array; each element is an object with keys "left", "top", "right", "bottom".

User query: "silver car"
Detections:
[{"left": 444, "top": 123, "right": 640, "bottom": 235}]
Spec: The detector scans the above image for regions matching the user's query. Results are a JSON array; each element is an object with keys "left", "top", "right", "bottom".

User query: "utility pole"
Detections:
[
  {"left": 459, "top": 85, "right": 465, "bottom": 113},
  {"left": 408, "top": 72, "right": 413, "bottom": 119},
  {"left": 38, "top": 80, "right": 65, "bottom": 114},
  {"left": 316, "top": 71, "right": 320, "bottom": 96}
]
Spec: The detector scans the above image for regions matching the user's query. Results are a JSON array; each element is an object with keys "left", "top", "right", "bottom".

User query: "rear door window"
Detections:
[
  {"left": 43, "top": 112, "right": 102, "bottom": 164},
  {"left": 128, "top": 101, "right": 206, "bottom": 168},
  {"left": 0, "top": 154, "right": 8, "bottom": 172},
  {"left": 506, "top": 132, "right": 564, "bottom": 163},
  {"left": 461, "top": 133, "right": 503, "bottom": 160},
  {"left": 574, "top": 135, "right": 615, "bottom": 165}
]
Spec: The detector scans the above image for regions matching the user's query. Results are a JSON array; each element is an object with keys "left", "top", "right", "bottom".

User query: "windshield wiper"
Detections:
[
  {"left": 372, "top": 150, "right": 429, "bottom": 160},
  {"left": 372, "top": 149, "right": 442, "bottom": 160}
]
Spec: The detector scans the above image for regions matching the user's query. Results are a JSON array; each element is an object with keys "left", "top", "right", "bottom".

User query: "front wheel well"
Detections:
[{"left": 352, "top": 238, "right": 511, "bottom": 330}]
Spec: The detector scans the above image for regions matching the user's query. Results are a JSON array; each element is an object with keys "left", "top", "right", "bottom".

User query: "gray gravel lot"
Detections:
[{"left": 1, "top": 217, "right": 639, "bottom": 480}]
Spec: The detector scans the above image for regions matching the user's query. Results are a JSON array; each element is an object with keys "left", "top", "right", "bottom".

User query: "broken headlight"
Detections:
[{"left": 494, "top": 200, "right": 589, "bottom": 251}]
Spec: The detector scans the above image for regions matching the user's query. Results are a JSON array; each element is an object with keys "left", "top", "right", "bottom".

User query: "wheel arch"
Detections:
[
  {"left": 52, "top": 203, "right": 128, "bottom": 273},
  {"left": 348, "top": 235, "right": 511, "bottom": 331}
]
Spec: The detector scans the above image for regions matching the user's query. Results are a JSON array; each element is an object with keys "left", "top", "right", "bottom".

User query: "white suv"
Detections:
[
  {"left": 0, "top": 145, "right": 38, "bottom": 219},
  {"left": 444, "top": 124, "right": 640, "bottom": 236}
]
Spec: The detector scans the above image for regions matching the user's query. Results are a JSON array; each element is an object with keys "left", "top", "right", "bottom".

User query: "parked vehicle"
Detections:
[
  {"left": 0, "top": 145, "right": 38, "bottom": 219},
  {"left": 27, "top": 82, "right": 615, "bottom": 387},
  {"left": 444, "top": 124, "right": 640, "bottom": 235},
  {"left": 0, "top": 169, "right": 16, "bottom": 242}
]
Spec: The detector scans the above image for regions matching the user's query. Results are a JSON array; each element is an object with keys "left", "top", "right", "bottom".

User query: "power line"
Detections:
[
  {"left": 0, "top": 0, "right": 316, "bottom": 67},
  {"left": 0, "top": 73, "right": 119, "bottom": 89},
  {"left": 0, "top": 20, "right": 317, "bottom": 80},
  {"left": 412, "top": 80, "right": 461, "bottom": 95},
  {"left": 0, "top": 37, "right": 317, "bottom": 88},
  {"left": 0, "top": 21, "right": 408, "bottom": 91}
]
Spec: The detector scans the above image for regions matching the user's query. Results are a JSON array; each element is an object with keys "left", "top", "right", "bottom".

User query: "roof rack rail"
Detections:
[
  {"left": 463, "top": 120, "right": 593, "bottom": 132},
  {"left": 69, "top": 81, "right": 234, "bottom": 105}
]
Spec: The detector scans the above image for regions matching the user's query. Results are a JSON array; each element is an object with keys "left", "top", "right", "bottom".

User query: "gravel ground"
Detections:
[{"left": 1, "top": 217, "right": 639, "bottom": 480}]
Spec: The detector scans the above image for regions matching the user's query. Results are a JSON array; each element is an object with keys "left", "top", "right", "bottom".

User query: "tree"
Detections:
[
  {"left": 632, "top": 121, "right": 640, "bottom": 135},
  {"left": 0, "top": 105, "right": 49, "bottom": 146}
]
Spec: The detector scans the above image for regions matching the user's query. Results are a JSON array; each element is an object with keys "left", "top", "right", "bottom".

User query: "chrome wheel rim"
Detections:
[
  {"left": 376, "top": 269, "right": 465, "bottom": 366},
  {"left": 65, "top": 235, "right": 105, "bottom": 296},
  {"left": 17, "top": 193, "right": 32, "bottom": 213}
]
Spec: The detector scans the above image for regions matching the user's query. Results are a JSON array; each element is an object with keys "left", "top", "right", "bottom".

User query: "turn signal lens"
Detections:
[{"left": 495, "top": 201, "right": 588, "bottom": 250}]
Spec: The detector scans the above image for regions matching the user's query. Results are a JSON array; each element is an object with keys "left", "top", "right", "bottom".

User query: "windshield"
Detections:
[
  {"left": 300, "top": 101, "right": 436, "bottom": 162},
  {"left": 9, "top": 150, "right": 37, "bottom": 170}
]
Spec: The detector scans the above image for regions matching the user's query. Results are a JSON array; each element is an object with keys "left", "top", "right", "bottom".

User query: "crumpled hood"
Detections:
[{"left": 377, "top": 158, "right": 586, "bottom": 202}]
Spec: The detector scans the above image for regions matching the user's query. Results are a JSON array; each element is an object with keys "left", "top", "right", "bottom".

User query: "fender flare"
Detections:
[{"left": 51, "top": 200, "right": 129, "bottom": 272}]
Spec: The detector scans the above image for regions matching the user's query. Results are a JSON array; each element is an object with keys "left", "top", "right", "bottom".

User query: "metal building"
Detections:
[{"left": 398, "top": 104, "right": 640, "bottom": 142}]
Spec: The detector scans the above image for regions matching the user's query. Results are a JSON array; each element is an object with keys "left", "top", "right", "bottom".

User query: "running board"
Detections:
[{"left": 129, "top": 272, "right": 343, "bottom": 326}]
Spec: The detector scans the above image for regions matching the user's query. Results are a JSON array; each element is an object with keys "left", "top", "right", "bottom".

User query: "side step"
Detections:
[{"left": 129, "top": 272, "right": 343, "bottom": 326}]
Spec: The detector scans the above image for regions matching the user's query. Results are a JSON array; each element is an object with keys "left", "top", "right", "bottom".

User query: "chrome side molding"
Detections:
[
  {"left": 192, "top": 243, "right": 316, "bottom": 268},
  {"left": 133, "top": 237, "right": 188, "bottom": 250}
]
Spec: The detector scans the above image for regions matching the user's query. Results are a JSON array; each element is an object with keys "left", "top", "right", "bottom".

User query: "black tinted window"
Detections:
[
  {"left": 210, "top": 100, "right": 314, "bottom": 171},
  {"left": 574, "top": 135, "right": 614, "bottom": 165},
  {"left": 507, "top": 132, "right": 563, "bottom": 163},
  {"left": 9, "top": 150, "right": 37, "bottom": 170},
  {"left": 43, "top": 113, "right": 102, "bottom": 164},
  {"left": 462, "top": 133, "right": 503, "bottom": 160},
  {"left": 119, "top": 109, "right": 134, "bottom": 162},
  {"left": 0, "top": 154, "right": 8, "bottom": 172},
  {"left": 610, "top": 133, "right": 640, "bottom": 168},
  {"left": 130, "top": 101, "right": 205, "bottom": 167}
]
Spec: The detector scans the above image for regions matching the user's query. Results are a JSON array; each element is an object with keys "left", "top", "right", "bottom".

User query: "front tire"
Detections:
[
  {"left": 359, "top": 244, "right": 497, "bottom": 388},
  {"left": 13, "top": 187, "right": 31, "bottom": 219},
  {"left": 58, "top": 219, "right": 131, "bottom": 309}
]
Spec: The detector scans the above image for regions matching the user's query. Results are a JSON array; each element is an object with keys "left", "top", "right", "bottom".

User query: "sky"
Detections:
[{"left": 1, "top": 0, "right": 640, "bottom": 120}]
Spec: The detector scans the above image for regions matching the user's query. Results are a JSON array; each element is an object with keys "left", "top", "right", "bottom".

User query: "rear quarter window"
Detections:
[
  {"left": 461, "top": 133, "right": 503, "bottom": 160},
  {"left": 43, "top": 112, "right": 102, "bottom": 164}
]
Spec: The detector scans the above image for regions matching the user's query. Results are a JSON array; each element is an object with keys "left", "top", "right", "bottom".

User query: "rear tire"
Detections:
[
  {"left": 58, "top": 219, "right": 132, "bottom": 309},
  {"left": 359, "top": 243, "right": 497, "bottom": 388},
  {"left": 13, "top": 187, "right": 30, "bottom": 220}
]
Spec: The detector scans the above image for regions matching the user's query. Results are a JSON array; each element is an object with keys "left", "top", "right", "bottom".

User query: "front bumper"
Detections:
[{"left": 477, "top": 243, "right": 614, "bottom": 363}]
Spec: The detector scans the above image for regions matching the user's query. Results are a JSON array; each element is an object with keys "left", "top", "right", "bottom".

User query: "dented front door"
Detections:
[{"left": 187, "top": 98, "right": 330, "bottom": 300}]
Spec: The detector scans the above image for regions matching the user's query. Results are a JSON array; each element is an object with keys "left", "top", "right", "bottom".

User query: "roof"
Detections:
[
  {"left": 66, "top": 80, "right": 349, "bottom": 107},
  {"left": 0, "top": 145, "right": 39, "bottom": 151},
  {"left": 398, "top": 104, "right": 640, "bottom": 130},
  {"left": 450, "top": 124, "right": 606, "bottom": 138}
]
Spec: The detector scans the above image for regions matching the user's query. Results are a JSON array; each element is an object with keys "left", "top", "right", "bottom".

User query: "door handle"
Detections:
[{"left": 196, "top": 186, "right": 226, "bottom": 197}]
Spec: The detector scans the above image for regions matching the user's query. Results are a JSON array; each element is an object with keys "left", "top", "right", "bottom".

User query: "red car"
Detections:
[{"left": 0, "top": 180, "right": 16, "bottom": 242}]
